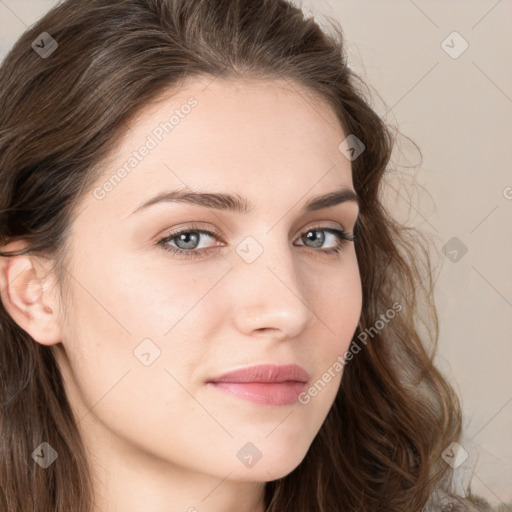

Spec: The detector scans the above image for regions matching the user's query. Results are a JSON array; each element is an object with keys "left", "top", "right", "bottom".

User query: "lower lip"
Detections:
[{"left": 207, "top": 381, "right": 308, "bottom": 406}]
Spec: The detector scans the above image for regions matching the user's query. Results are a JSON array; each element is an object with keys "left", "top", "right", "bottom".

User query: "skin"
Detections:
[{"left": 0, "top": 76, "right": 362, "bottom": 512}]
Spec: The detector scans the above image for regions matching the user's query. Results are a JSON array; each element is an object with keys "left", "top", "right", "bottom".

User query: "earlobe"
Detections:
[{"left": 0, "top": 252, "right": 62, "bottom": 346}]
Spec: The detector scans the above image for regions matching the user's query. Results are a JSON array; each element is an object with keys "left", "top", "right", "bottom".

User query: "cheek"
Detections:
[
  {"left": 57, "top": 255, "right": 223, "bottom": 408},
  {"left": 106, "top": 255, "right": 230, "bottom": 337},
  {"left": 332, "top": 274, "right": 362, "bottom": 347},
  {"left": 57, "top": 273, "right": 211, "bottom": 461},
  {"left": 306, "top": 256, "right": 362, "bottom": 387},
  {"left": 313, "top": 254, "right": 362, "bottom": 341}
]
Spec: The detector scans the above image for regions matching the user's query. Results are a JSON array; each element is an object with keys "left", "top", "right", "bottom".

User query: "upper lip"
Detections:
[{"left": 207, "top": 364, "right": 310, "bottom": 384}]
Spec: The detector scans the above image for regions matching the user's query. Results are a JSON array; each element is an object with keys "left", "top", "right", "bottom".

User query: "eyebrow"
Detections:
[{"left": 129, "top": 187, "right": 359, "bottom": 216}]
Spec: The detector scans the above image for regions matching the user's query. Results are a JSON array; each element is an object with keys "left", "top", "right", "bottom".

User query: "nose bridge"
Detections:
[{"left": 230, "top": 230, "right": 315, "bottom": 336}]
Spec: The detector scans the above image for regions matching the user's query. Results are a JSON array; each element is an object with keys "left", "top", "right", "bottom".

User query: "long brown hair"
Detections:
[{"left": 0, "top": 0, "right": 471, "bottom": 510}]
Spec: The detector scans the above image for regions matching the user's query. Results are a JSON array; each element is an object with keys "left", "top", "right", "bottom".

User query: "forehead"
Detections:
[
  {"left": 84, "top": 76, "right": 353, "bottom": 218},
  {"left": 129, "top": 75, "right": 344, "bottom": 154}
]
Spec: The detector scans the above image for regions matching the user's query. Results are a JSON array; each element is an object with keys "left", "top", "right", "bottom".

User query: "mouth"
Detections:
[{"left": 206, "top": 364, "right": 309, "bottom": 406}]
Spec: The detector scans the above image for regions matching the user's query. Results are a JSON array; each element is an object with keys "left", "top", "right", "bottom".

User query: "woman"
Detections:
[{"left": 0, "top": 0, "right": 473, "bottom": 510}]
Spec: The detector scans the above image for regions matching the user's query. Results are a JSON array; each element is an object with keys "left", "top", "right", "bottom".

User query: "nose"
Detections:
[{"left": 229, "top": 234, "right": 316, "bottom": 340}]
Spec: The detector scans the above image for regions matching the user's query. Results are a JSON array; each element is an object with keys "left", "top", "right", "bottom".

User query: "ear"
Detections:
[{"left": 0, "top": 242, "right": 62, "bottom": 345}]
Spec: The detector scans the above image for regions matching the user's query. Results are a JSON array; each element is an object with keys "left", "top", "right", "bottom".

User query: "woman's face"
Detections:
[{"left": 53, "top": 77, "right": 362, "bottom": 492}]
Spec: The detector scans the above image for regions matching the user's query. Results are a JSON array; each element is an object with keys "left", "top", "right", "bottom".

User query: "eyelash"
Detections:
[{"left": 157, "top": 223, "right": 356, "bottom": 260}]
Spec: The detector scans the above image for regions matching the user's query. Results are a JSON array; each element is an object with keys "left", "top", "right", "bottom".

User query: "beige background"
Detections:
[{"left": 1, "top": 0, "right": 511, "bottom": 505}]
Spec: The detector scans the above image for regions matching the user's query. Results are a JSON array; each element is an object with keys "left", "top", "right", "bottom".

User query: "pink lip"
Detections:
[{"left": 206, "top": 364, "right": 309, "bottom": 406}]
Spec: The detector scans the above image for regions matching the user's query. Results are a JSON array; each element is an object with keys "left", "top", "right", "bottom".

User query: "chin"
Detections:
[{"left": 228, "top": 443, "right": 310, "bottom": 483}]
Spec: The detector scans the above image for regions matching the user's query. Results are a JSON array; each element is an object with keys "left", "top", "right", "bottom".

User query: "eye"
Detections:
[
  {"left": 295, "top": 226, "right": 355, "bottom": 255},
  {"left": 157, "top": 223, "right": 355, "bottom": 259},
  {"left": 157, "top": 226, "right": 222, "bottom": 259}
]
